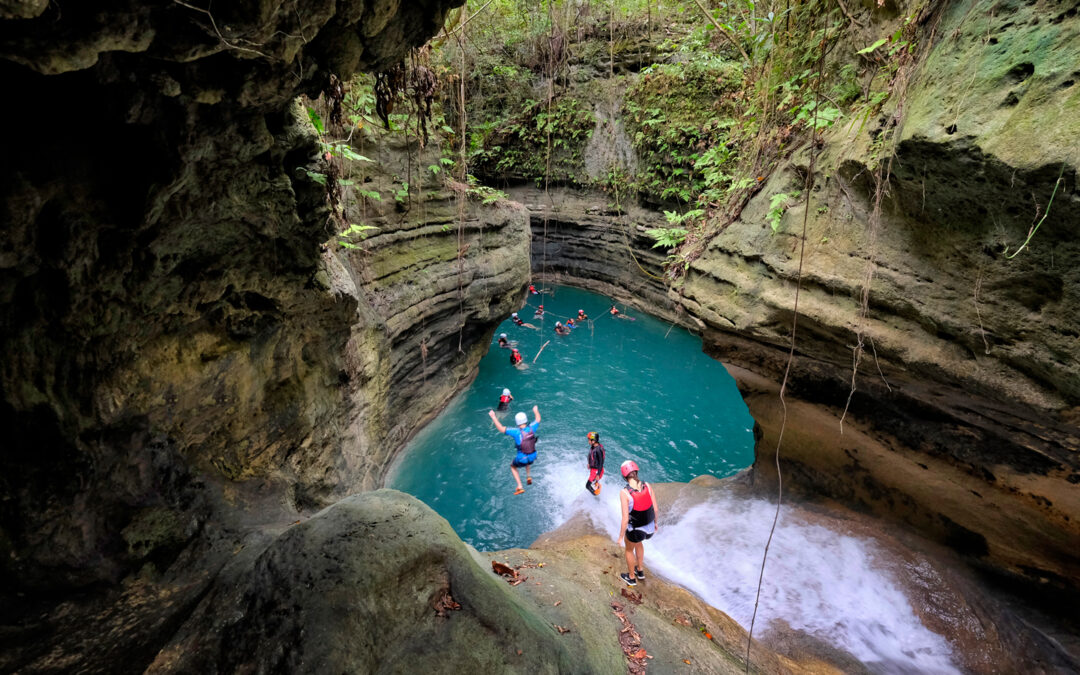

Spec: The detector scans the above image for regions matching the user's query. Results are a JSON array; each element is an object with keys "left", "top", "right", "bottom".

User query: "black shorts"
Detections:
[{"left": 626, "top": 529, "right": 653, "bottom": 543}]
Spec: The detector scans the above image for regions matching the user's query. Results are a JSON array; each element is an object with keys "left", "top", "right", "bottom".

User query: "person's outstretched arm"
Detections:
[
  {"left": 532, "top": 405, "right": 541, "bottom": 423},
  {"left": 488, "top": 410, "right": 507, "bottom": 433}
]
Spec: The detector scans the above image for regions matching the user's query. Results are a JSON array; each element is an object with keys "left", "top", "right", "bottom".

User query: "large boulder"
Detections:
[{"left": 148, "top": 490, "right": 579, "bottom": 673}]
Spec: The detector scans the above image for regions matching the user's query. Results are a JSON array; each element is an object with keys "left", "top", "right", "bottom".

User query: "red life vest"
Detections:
[
  {"left": 499, "top": 394, "right": 510, "bottom": 404},
  {"left": 628, "top": 483, "right": 653, "bottom": 511}
]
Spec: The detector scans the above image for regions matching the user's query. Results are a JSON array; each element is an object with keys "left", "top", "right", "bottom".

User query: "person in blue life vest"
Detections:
[
  {"left": 566, "top": 318, "right": 576, "bottom": 330},
  {"left": 617, "top": 460, "right": 658, "bottom": 586},
  {"left": 488, "top": 405, "right": 541, "bottom": 495},
  {"left": 585, "top": 432, "right": 605, "bottom": 495},
  {"left": 497, "top": 388, "right": 513, "bottom": 411}
]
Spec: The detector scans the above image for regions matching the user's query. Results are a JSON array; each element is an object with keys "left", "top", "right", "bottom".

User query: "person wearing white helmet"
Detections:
[
  {"left": 554, "top": 321, "right": 571, "bottom": 336},
  {"left": 497, "top": 333, "right": 511, "bottom": 348},
  {"left": 488, "top": 405, "right": 541, "bottom": 494},
  {"left": 510, "top": 311, "right": 538, "bottom": 330},
  {"left": 617, "top": 459, "right": 658, "bottom": 586},
  {"left": 497, "top": 387, "right": 514, "bottom": 411}
]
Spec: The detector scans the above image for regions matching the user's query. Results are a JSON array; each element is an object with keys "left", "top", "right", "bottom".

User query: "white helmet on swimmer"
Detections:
[
  {"left": 512, "top": 312, "right": 518, "bottom": 318},
  {"left": 515, "top": 412, "right": 528, "bottom": 426},
  {"left": 500, "top": 333, "right": 507, "bottom": 339},
  {"left": 578, "top": 309, "right": 584, "bottom": 313},
  {"left": 620, "top": 460, "right": 639, "bottom": 478},
  {"left": 555, "top": 321, "right": 562, "bottom": 327},
  {"left": 502, "top": 388, "right": 511, "bottom": 396}
]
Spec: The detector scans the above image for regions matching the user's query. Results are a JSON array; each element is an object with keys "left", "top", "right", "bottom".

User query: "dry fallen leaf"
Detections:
[
  {"left": 554, "top": 624, "right": 570, "bottom": 634},
  {"left": 492, "top": 561, "right": 517, "bottom": 577},
  {"left": 632, "top": 648, "right": 648, "bottom": 659},
  {"left": 683, "top": 659, "right": 692, "bottom": 665},
  {"left": 553, "top": 601, "right": 561, "bottom": 607}
]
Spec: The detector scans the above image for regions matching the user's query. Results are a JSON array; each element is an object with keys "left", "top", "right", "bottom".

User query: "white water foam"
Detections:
[{"left": 533, "top": 460, "right": 960, "bottom": 674}]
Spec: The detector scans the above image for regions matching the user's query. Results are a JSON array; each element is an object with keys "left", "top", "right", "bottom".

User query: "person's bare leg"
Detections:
[
  {"left": 511, "top": 466, "right": 523, "bottom": 490},
  {"left": 633, "top": 541, "right": 645, "bottom": 572},
  {"left": 624, "top": 541, "right": 636, "bottom": 576},
  {"left": 525, "top": 464, "right": 532, "bottom": 484}
]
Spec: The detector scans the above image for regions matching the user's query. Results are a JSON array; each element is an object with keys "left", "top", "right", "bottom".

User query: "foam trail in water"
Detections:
[{"left": 537, "top": 475, "right": 959, "bottom": 674}]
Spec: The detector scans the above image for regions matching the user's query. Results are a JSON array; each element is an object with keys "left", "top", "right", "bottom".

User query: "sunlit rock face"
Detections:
[{"left": 0, "top": 0, "right": 478, "bottom": 594}]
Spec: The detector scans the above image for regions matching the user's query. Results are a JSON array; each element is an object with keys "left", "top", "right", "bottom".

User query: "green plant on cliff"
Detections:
[
  {"left": 767, "top": 190, "right": 799, "bottom": 233},
  {"left": 338, "top": 222, "right": 380, "bottom": 250}
]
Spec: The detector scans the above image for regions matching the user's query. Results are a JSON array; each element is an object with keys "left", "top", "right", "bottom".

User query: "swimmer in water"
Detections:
[
  {"left": 617, "top": 460, "right": 657, "bottom": 586},
  {"left": 534, "top": 304, "right": 545, "bottom": 318},
  {"left": 510, "top": 312, "right": 539, "bottom": 330},
  {"left": 497, "top": 388, "right": 513, "bottom": 410},
  {"left": 585, "top": 431, "right": 605, "bottom": 495},
  {"left": 497, "top": 333, "right": 511, "bottom": 348},
  {"left": 529, "top": 284, "right": 539, "bottom": 295},
  {"left": 566, "top": 318, "right": 576, "bottom": 330},
  {"left": 510, "top": 348, "right": 524, "bottom": 366},
  {"left": 610, "top": 303, "right": 635, "bottom": 321},
  {"left": 488, "top": 406, "right": 541, "bottom": 494},
  {"left": 577, "top": 309, "right": 588, "bottom": 321},
  {"left": 554, "top": 321, "right": 571, "bottom": 336}
]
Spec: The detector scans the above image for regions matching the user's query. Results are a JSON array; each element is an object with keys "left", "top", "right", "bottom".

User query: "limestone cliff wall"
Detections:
[
  {"left": 0, "top": 0, "right": 528, "bottom": 596},
  {"left": 510, "top": 0, "right": 1080, "bottom": 602}
]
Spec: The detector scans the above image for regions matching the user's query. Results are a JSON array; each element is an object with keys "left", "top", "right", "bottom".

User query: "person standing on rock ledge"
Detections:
[
  {"left": 585, "top": 432, "right": 605, "bottom": 495},
  {"left": 488, "top": 406, "right": 541, "bottom": 495},
  {"left": 617, "top": 460, "right": 657, "bottom": 586}
]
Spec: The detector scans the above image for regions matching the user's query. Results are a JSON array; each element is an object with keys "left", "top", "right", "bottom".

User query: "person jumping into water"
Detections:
[
  {"left": 498, "top": 388, "right": 513, "bottom": 410},
  {"left": 585, "top": 432, "right": 605, "bottom": 495},
  {"left": 488, "top": 405, "right": 541, "bottom": 494},
  {"left": 617, "top": 460, "right": 657, "bottom": 586}
]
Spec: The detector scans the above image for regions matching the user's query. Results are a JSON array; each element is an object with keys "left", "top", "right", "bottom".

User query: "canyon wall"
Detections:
[{"left": 518, "top": 0, "right": 1080, "bottom": 604}]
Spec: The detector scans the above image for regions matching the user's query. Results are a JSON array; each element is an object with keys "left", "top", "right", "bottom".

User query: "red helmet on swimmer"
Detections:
[{"left": 620, "top": 460, "right": 639, "bottom": 478}]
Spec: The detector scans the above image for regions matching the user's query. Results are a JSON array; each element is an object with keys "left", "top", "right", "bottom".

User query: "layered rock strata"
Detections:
[{"left": 510, "top": 0, "right": 1080, "bottom": 601}]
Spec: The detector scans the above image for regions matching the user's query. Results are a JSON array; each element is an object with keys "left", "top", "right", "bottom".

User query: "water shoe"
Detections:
[
  {"left": 527, "top": 477, "right": 532, "bottom": 485},
  {"left": 635, "top": 567, "right": 645, "bottom": 580},
  {"left": 514, "top": 487, "right": 525, "bottom": 495},
  {"left": 619, "top": 572, "right": 637, "bottom": 586}
]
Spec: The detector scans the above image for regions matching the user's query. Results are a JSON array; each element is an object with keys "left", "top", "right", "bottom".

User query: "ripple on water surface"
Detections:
[{"left": 387, "top": 285, "right": 755, "bottom": 551}]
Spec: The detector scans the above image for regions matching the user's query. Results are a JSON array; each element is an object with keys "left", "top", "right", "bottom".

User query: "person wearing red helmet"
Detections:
[
  {"left": 533, "top": 304, "right": 545, "bottom": 318},
  {"left": 585, "top": 432, "right": 605, "bottom": 495},
  {"left": 617, "top": 460, "right": 657, "bottom": 586},
  {"left": 510, "top": 348, "right": 523, "bottom": 366}
]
